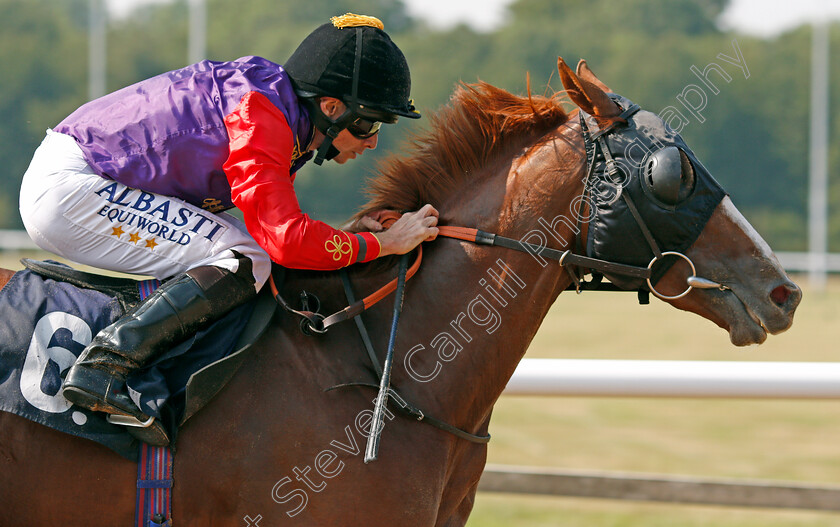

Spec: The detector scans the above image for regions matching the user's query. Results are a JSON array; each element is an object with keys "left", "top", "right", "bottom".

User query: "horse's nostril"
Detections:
[{"left": 770, "top": 284, "right": 793, "bottom": 306}]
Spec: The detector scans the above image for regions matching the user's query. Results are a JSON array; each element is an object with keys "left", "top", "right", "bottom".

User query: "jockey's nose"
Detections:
[{"left": 363, "top": 133, "right": 378, "bottom": 150}]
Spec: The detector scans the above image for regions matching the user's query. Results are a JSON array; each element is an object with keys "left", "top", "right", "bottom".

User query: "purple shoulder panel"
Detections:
[{"left": 54, "top": 57, "right": 312, "bottom": 211}]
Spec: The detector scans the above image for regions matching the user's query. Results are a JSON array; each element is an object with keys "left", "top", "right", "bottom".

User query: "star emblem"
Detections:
[
  {"left": 145, "top": 238, "right": 158, "bottom": 250},
  {"left": 129, "top": 232, "right": 141, "bottom": 244},
  {"left": 111, "top": 226, "right": 124, "bottom": 238}
]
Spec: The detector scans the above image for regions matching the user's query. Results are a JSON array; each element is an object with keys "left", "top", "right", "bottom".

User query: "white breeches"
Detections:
[{"left": 19, "top": 130, "right": 271, "bottom": 291}]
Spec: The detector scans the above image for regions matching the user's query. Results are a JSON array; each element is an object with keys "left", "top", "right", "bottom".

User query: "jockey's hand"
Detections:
[
  {"left": 376, "top": 204, "right": 439, "bottom": 256},
  {"left": 341, "top": 214, "right": 384, "bottom": 233},
  {"left": 356, "top": 215, "right": 384, "bottom": 232}
]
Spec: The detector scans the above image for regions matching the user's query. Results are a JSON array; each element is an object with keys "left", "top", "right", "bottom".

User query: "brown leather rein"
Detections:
[{"left": 268, "top": 213, "right": 650, "bottom": 334}]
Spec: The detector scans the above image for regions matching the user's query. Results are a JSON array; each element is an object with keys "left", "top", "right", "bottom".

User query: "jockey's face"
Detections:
[{"left": 317, "top": 97, "right": 379, "bottom": 164}]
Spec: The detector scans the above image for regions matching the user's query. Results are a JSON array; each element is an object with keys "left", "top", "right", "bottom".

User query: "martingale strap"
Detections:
[
  {"left": 326, "top": 382, "right": 491, "bottom": 444},
  {"left": 271, "top": 252, "right": 491, "bottom": 444},
  {"left": 340, "top": 271, "right": 382, "bottom": 378},
  {"left": 335, "top": 267, "right": 491, "bottom": 445},
  {"left": 135, "top": 280, "right": 173, "bottom": 527},
  {"left": 136, "top": 433, "right": 173, "bottom": 527},
  {"left": 269, "top": 249, "right": 423, "bottom": 334}
]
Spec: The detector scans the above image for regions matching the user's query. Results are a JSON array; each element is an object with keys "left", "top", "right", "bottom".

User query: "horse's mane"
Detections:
[{"left": 355, "top": 81, "right": 571, "bottom": 218}]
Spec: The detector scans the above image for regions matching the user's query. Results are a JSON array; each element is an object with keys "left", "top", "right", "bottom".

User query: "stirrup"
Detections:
[
  {"left": 107, "top": 413, "right": 171, "bottom": 446},
  {"left": 107, "top": 414, "right": 156, "bottom": 428}
]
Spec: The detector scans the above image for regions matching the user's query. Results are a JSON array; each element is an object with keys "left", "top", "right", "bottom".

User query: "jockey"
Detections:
[{"left": 18, "top": 14, "right": 438, "bottom": 445}]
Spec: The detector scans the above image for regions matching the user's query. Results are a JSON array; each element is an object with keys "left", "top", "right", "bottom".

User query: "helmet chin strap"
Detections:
[
  {"left": 312, "top": 27, "right": 364, "bottom": 166},
  {"left": 317, "top": 144, "right": 341, "bottom": 165},
  {"left": 311, "top": 106, "right": 354, "bottom": 165}
]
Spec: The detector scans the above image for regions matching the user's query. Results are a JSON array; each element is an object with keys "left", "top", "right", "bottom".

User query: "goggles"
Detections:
[{"left": 347, "top": 116, "right": 382, "bottom": 139}]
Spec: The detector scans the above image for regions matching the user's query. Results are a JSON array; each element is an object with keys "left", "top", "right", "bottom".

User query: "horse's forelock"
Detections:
[{"left": 356, "top": 81, "right": 570, "bottom": 219}]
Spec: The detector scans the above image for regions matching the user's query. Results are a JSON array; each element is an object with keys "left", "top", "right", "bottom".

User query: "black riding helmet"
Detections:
[{"left": 284, "top": 13, "right": 420, "bottom": 164}]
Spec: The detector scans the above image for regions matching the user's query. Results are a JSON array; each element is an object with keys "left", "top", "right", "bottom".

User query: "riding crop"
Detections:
[{"left": 364, "top": 253, "right": 409, "bottom": 463}]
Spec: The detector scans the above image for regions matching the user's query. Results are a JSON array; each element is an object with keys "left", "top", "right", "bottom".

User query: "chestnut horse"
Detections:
[{"left": 0, "top": 59, "right": 800, "bottom": 525}]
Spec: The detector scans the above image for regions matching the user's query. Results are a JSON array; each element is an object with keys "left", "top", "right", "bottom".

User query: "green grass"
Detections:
[{"left": 470, "top": 275, "right": 840, "bottom": 526}]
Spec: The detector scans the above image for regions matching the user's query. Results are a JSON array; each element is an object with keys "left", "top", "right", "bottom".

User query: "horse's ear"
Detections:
[
  {"left": 557, "top": 57, "right": 619, "bottom": 118},
  {"left": 576, "top": 59, "right": 612, "bottom": 93}
]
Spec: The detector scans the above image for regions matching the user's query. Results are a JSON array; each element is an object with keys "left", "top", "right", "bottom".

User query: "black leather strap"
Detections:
[
  {"left": 340, "top": 270, "right": 382, "bottom": 378},
  {"left": 326, "top": 382, "right": 491, "bottom": 444},
  {"left": 334, "top": 269, "right": 492, "bottom": 445},
  {"left": 596, "top": 135, "right": 663, "bottom": 259},
  {"left": 589, "top": 103, "right": 641, "bottom": 141},
  {"left": 486, "top": 232, "right": 651, "bottom": 279}
]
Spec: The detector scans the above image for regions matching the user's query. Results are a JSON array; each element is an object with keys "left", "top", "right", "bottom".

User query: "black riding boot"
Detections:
[{"left": 62, "top": 265, "right": 256, "bottom": 445}]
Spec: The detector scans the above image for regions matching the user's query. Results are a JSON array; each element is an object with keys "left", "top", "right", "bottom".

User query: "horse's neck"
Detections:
[
  {"left": 402, "top": 247, "right": 564, "bottom": 430},
  {"left": 394, "top": 134, "right": 585, "bottom": 434}
]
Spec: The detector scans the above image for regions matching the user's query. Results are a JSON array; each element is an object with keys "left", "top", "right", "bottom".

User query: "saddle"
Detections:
[{"left": 0, "top": 260, "right": 276, "bottom": 460}]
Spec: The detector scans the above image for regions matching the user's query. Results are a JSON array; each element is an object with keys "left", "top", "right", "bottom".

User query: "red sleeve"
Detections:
[{"left": 223, "top": 91, "right": 381, "bottom": 270}]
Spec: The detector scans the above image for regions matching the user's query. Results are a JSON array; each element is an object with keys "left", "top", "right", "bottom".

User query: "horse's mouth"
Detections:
[
  {"left": 723, "top": 287, "right": 788, "bottom": 346},
  {"left": 729, "top": 300, "right": 767, "bottom": 346},
  {"left": 740, "top": 298, "right": 769, "bottom": 343},
  {"left": 685, "top": 272, "right": 800, "bottom": 347}
]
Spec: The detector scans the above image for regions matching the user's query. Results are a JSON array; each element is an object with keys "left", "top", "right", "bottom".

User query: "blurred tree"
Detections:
[
  {"left": 106, "top": 0, "right": 190, "bottom": 90},
  {"left": 204, "top": 0, "right": 413, "bottom": 63},
  {"left": 829, "top": 27, "right": 840, "bottom": 252},
  {"left": 0, "top": 0, "right": 88, "bottom": 228},
  {"left": 0, "top": 0, "right": 835, "bottom": 253}
]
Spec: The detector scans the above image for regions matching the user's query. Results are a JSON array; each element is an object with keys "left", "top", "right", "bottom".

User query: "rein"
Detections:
[{"left": 268, "top": 216, "right": 654, "bottom": 335}]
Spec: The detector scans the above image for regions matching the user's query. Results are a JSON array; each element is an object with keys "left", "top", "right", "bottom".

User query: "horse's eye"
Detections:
[{"left": 641, "top": 146, "right": 696, "bottom": 208}]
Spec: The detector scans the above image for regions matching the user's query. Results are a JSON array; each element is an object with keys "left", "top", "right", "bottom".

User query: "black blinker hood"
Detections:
[{"left": 581, "top": 94, "right": 728, "bottom": 290}]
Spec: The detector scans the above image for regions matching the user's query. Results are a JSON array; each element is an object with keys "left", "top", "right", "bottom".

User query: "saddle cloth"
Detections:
[{"left": 0, "top": 264, "right": 258, "bottom": 460}]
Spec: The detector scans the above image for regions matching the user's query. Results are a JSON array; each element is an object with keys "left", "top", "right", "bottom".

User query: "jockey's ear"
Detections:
[
  {"left": 575, "top": 59, "right": 612, "bottom": 93},
  {"left": 557, "top": 57, "right": 619, "bottom": 119},
  {"left": 318, "top": 97, "right": 347, "bottom": 120}
]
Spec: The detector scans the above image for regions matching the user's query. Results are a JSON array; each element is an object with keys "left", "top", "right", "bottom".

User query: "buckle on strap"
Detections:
[{"left": 149, "top": 515, "right": 171, "bottom": 527}]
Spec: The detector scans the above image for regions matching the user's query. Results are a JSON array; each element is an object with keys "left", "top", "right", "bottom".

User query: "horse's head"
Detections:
[{"left": 557, "top": 57, "right": 801, "bottom": 346}]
